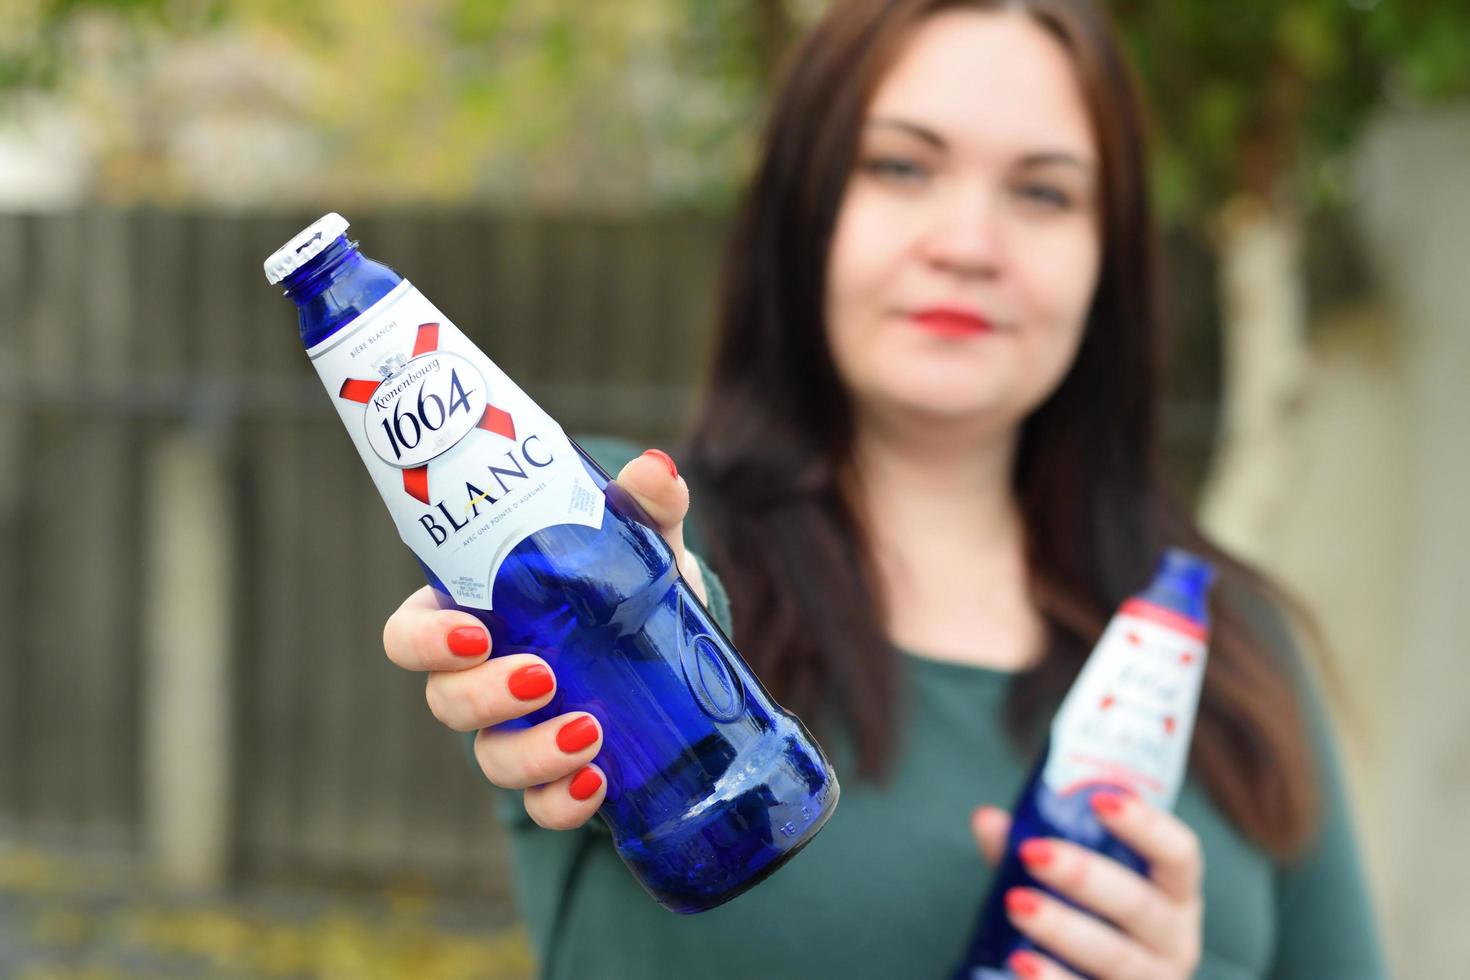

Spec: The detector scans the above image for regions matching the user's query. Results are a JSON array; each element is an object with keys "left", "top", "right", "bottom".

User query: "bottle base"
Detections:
[{"left": 615, "top": 767, "right": 840, "bottom": 915}]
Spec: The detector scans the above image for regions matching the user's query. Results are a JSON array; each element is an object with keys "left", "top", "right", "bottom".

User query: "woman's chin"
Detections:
[{"left": 861, "top": 387, "right": 1023, "bottom": 437}]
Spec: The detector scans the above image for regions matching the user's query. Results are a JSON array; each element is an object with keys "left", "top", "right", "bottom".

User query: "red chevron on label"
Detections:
[
  {"left": 413, "top": 322, "right": 440, "bottom": 357},
  {"left": 478, "top": 405, "right": 516, "bottom": 440},
  {"left": 403, "top": 466, "right": 430, "bottom": 504},
  {"left": 339, "top": 378, "right": 380, "bottom": 403}
]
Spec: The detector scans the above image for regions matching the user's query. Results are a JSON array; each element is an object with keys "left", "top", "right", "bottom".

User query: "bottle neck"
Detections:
[
  {"left": 281, "top": 235, "right": 361, "bottom": 307},
  {"left": 280, "top": 235, "right": 403, "bottom": 349},
  {"left": 1137, "top": 550, "right": 1215, "bottom": 625}
]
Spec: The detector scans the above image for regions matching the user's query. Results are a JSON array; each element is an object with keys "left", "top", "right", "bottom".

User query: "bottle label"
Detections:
[
  {"left": 1040, "top": 599, "right": 1207, "bottom": 810},
  {"left": 307, "top": 280, "right": 605, "bottom": 609}
]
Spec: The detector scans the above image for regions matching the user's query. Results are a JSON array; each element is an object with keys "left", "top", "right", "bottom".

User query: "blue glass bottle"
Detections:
[
  {"left": 265, "top": 214, "right": 838, "bottom": 914},
  {"left": 952, "top": 549, "right": 1215, "bottom": 978}
]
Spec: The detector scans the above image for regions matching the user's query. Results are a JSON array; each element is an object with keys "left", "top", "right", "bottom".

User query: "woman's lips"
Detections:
[{"left": 908, "top": 307, "right": 996, "bottom": 337}]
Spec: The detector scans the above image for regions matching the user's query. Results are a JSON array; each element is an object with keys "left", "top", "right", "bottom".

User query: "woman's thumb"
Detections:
[{"left": 970, "top": 805, "right": 1012, "bottom": 866}]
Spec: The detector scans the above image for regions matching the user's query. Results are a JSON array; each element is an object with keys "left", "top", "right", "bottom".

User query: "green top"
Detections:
[{"left": 490, "top": 436, "right": 1387, "bottom": 979}]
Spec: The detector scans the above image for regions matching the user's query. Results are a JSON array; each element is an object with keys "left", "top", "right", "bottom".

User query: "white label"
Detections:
[
  {"left": 1040, "top": 601, "right": 1207, "bottom": 810},
  {"left": 307, "top": 280, "right": 605, "bottom": 609}
]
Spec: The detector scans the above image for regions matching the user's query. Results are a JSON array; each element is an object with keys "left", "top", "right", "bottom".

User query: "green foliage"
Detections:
[
  {"left": 223, "top": 0, "right": 784, "bottom": 205},
  {"left": 1112, "top": 0, "right": 1470, "bottom": 222},
  {"left": 1, "top": 0, "right": 223, "bottom": 92},
  {"left": 1366, "top": 1, "right": 1470, "bottom": 97},
  {"left": 5, "top": 0, "right": 1467, "bottom": 209}
]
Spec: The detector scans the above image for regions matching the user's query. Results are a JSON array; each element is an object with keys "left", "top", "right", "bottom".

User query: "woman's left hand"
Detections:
[{"left": 970, "top": 793, "right": 1204, "bottom": 980}]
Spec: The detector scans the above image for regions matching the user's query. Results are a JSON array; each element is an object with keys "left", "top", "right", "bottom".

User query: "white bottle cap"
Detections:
[{"left": 263, "top": 212, "right": 351, "bottom": 285}]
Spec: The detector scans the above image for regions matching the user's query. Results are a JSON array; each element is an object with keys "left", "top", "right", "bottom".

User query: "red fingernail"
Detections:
[
  {"left": 1018, "top": 839, "right": 1054, "bottom": 869},
  {"left": 507, "top": 664, "right": 554, "bottom": 701},
  {"left": 1005, "top": 888, "right": 1041, "bottom": 918},
  {"left": 641, "top": 448, "right": 678, "bottom": 480},
  {"left": 556, "top": 715, "right": 601, "bottom": 753},
  {"left": 447, "top": 626, "right": 489, "bottom": 657},
  {"left": 1008, "top": 950, "right": 1044, "bottom": 979},
  {"left": 569, "top": 766, "right": 603, "bottom": 801},
  {"left": 1092, "top": 792, "right": 1126, "bottom": 818}
]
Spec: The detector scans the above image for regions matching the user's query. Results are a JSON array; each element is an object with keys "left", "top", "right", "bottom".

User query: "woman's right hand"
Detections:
[{"left": 381, "top": 448, "right": 699, "bottom": 831}]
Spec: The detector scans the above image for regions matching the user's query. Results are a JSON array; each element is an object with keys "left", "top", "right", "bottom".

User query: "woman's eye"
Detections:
[
  {"left": 860, "top": 156, "right": 931, "bottom": 184},
  {"left": 1015, "top": 182, "right": 1073, "bottom": 209}
]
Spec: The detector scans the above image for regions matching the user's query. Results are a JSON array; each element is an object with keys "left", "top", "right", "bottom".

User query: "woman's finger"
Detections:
[
  {"left": 969, "top": 805, "right": 1013, "bottom": 866},
  {"left": 383, "top": 585, "right": 493, "bottom": 673},
  {"left": 1004, "top": 887, "right": 1171, "bottom": 980},
  {"left": 473, "top": 711, "right": 605, "bottom": 790},
  {"left": 614, "top": 449, "right": 689, "bottom": 541},
  {"left": 1091, "top": 793, "right": 1203, "bottom": 903},
  {"left": 614, "top": 449, "right": 708, "bottom": 604},
  {"left": 424, "top": 653, "right": 558, "bottom": 732},
  {"left": 523, "top": 763, "right": 608, "bottom": 830},
  {"left": 1016, "top": 837, "right": 1196, "bottom": 960},
  {"left": 1005, "top": 948, "right": 1083, "bottom": 980}
]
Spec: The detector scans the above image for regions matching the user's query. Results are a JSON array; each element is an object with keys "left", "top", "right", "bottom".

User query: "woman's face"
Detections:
[{"left": 824, "top": 9, "right": 1101, "bottom": 438}]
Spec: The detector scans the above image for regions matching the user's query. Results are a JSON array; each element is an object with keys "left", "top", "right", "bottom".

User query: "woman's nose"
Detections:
[{"left": 920, "top": 184, "right": 1004, "bottom": 279}]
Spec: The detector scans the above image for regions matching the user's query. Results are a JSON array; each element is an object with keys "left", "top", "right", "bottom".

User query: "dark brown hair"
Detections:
[{"left": 680, "top": 0, "right": 1319, "bottom": 856}]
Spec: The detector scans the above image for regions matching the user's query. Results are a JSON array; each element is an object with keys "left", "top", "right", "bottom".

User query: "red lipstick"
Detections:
[{"left": 909, "top": 307, "right": 995, "bottom": 337}]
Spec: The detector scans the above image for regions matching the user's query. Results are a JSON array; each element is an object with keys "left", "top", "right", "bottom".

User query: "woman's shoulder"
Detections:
[{"left": 1221, "top": 575, "right": 1298, "bottom": 659}]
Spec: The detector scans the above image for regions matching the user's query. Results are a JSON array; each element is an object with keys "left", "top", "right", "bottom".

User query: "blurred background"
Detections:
[{"left": 1, "top": 0, "right": 1467, "bottom": 977}]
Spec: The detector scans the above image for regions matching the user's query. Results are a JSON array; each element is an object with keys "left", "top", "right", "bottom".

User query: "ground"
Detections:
[{"left": 0, "top": 845, "right": 535, "bottom": 980}]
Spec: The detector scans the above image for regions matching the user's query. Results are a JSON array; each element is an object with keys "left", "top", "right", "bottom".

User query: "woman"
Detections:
[{"left": 383, "top": 1, "right": 1386, "bottom": 976}]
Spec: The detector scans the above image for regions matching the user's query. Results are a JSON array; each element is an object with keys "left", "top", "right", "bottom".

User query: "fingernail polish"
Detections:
[
  {"left": 1008, "top": 950, "right": 1044, "bottom": 979},
  {"left": 507, "top": 664, "right": 554, "bottom": 701},
  {"left": 1092, "top": 792, "right": 1126, "bottom": 818},
  {"left": 1018, "top": 838, "right": 1054, "bottom": 869},
  {"left": 569, "top": 766, "right": 603, "bottom": 801},
  {"left": 447, "top": 626, "right": 489, "bottom": 657},
  {"left": 641, "top": 448, "right": 678, "bottom": 480},
  {"left": 1005, "top": 888, "right": 1041, "bottom": 918},
  {"left": 556, "top": 715, "right": 601, "bottom": 753}
]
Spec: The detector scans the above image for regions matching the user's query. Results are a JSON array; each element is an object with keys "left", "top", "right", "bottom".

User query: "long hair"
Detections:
[{"left": 680, "top": 0, "right": 1319, "bottom": 856}]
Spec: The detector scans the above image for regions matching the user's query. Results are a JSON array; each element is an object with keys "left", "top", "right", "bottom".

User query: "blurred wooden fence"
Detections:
[{"left": 0, "top": 208, "right": 725, "bottom": 895}]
